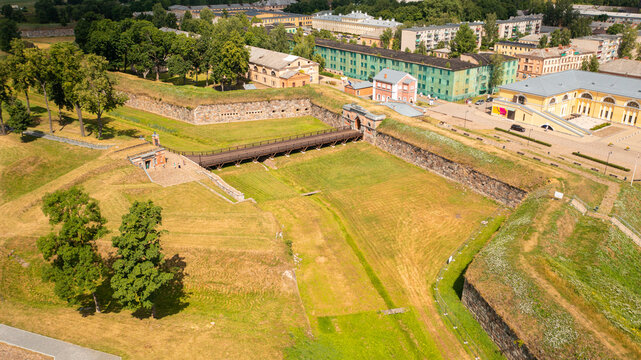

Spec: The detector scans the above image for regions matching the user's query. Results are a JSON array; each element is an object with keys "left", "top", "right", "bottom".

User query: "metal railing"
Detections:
[{"left": 164, "top": 126, "right": 353, "bottom": 156}]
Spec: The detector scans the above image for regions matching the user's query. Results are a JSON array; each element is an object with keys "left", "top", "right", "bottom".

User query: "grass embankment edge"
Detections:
[
  {"left": 494, "top": 127, "right": 552, "bottom": 147},
  {"left": 572, "top": 152, "right": 630, "bottom": 172},
  {"left": 435, "top": 215, "right": 506, "bottom": 360}
]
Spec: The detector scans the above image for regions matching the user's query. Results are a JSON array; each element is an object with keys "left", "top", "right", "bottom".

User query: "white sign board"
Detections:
[{"left": 554, "top": 191, "right": 564, "bottom": 200}]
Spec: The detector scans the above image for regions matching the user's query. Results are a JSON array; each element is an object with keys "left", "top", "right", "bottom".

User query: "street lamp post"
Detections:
[
  {"left": 604, "top": 151, "right": 612, "bottom": 175},
  {"left": 527, "top": 128, "right": 532, "bottom": 147},
  {"left": 632, "top": 154, "right": 639, "bottom": 186},
  {"left": 464, "top": 110, "right": 468, "bottom": 130}
]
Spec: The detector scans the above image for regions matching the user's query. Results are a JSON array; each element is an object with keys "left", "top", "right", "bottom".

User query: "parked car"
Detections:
[
  {"left": 486, "top": 97, "right": 494, "bottom": 102},
  {"left": 541, "top": 124, "right": 554, "bottom": 131},
  {"left": 510, "top": 124, "right": 526, "bottom": 132},
  {"left": 474, "top": 99, "right": 485, "bottom": 105}
]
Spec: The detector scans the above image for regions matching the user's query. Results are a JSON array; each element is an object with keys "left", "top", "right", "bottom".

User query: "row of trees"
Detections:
[
  {"left": 79, "top": 13, "right": 323, "bottom": 89},
  {"left": 0, "top": 39, "right": 126, "bottom": 138},
  {"left": 38, "top": 188, "right": 176, "bottom": 317}
]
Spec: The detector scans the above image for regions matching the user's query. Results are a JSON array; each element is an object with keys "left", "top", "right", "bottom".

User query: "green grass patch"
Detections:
[
  {"left": 108, "top": 106, "right": 331, "bottom": 152},
  {"left": 590, "top": 122, "right": 612, "bottom": 131},
  {"left": 613, "top": 183, "right": 641, "bottom": 233},
  {"left": 436, "top": 215, "right": 506, "bottom": 360},
  {"left": 542, "top": 204, "right": 641, "bottom": 343},
  {"left": 378, "top": 119, "right": 545, "bottom": 190},
  {"left": 0, "top": 134, "right": 101, "bottom": 203},
  {"left": 494, "top": 127, "right": 552, "bottom": 147},
  {"left": 572, "top": 152, "right": 629, "bottom": 172}
]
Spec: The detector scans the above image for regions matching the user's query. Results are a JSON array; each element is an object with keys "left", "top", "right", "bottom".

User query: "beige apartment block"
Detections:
[{"left": 516, "top": 46, "right": 595, "bottom": 80}]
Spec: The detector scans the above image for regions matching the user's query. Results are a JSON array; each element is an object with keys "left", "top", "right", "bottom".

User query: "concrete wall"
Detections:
[
  {"left": 21, "top": 28, "right": 74, "bottom": 38},
  {"left": 374, "top": 132, "right": 527, "bottom": 208},
  {"left": 462, "top": 279, "right": 537, "bottom": 360},
  {"left": 124, "top": 93, "right": 345, "bottom": 128}
]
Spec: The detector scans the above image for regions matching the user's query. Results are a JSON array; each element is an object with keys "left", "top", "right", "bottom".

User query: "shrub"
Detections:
[
  {"left": 590, "top": 122, "right": 611, "bottom": 131},
  {"left": 572, "top": 152, "right": 630, "bottom": 171}
]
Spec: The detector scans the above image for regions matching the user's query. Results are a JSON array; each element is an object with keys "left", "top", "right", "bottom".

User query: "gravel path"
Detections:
[{"left": 0, "top": 324, "right": 120, "bottom": 360}]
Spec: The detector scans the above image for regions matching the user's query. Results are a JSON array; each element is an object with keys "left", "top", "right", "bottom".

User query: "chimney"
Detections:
[{"left": 384, "top": 73, "right": 387, "bottom": 79}]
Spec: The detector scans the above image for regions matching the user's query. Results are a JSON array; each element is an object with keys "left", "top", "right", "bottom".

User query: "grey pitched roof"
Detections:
[
  {"left": 280, "top": 70, "right": 300, "bottom": 79},
  {"left": 381, "top": 102, "right": 423, "bottom": 117},
  {"left": 599, "top": 59, "right": 641, "bottom": 78},
  {"left": 249, "top": 46, "right": 317, "bottom": 70},
  {"left": 347, "top": 81, "right": 372, "bottom": 89},
  {"left": 373, "top": 69, "right": 412, "bottom": 84},
  {"left": 499, "top": 70, "right": 641, "bottom": 101}
]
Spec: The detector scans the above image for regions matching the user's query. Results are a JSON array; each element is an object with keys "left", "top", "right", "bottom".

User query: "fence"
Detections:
[{"left": 164, "top": 127, "right": 352, "bottom": 156}]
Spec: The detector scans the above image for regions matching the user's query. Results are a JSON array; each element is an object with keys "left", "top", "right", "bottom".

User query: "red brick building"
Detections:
[{"left": 344, "top": 81, "right": 373, "bottom": 97}]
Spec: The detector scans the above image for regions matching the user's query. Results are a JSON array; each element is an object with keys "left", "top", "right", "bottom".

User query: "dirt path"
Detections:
[{"left": 519, "top": 199, "right": 631, "bottom": 359}]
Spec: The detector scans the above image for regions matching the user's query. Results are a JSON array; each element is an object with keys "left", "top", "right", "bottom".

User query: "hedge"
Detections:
[
  {"left": 494, "top": 127, "right": 552, "bottom": 147},
  {"left": 572, "top": 152, "right": 630, "bottom": 172},
  {"left": 590, "top": 122, "right": 611, "bottom": 131}
]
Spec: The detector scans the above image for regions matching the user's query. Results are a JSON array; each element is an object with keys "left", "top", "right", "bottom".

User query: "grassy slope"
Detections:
[
  {"left": 613, "top": 183, "right": 641, "bottom": 232},
  {"left": 467, "top": 192, "right": 641, "bottom": 359},
  {"left": 377, "top": 118, "right": 547, "bottom": 191},
  {"left": 0, "top": 140, "right": 306, "bottom": 359},
  {"left": 219, "top": 143, "right": 498, "bottom": 359},
  {"left": 0, "top": 133, "right": 101, "bottom": 204}
]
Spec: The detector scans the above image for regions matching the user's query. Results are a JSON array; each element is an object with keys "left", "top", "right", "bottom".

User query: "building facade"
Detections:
[
  {"left": 345, "top": 81, "right": 373, "bottom": 97},
  {"left": 494, "top": 41, "right": 538, "bottom": 57},
  {"left": 516, "top": 46, "right": 595, "bottom": 80},
  {"left": 311, "top": 11, "right": 401, "bottom": 37},
  {"left": 571, "top": 34, "right": 621, "bottom": 63},
  {"left": 401, "top": 22, "right": 484, "bottom": 52},
  {"left": 248, "top": 46, "right": 319, "bottom": 88},
  {"left": 314, "top": 38, "right": 518, "bottom": 101},
  {"left": 256, "top": 11, "right": 311, "bottom": 27},
  {"left": 372, "top": 69, "right": 418, "bottom": 103},
  {"left": 491, "top": 70, "right": 641, "bottom": 136},
  {"left": 497, "top": 15, "right": 543, "bottom": 39},
  {"left": 342, "top": 103, "right": 386, "bottom": 139}
]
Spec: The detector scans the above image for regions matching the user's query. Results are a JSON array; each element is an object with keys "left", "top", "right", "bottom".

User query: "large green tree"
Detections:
[
  {"left": 50, "top": 42, "right": 88, "bottom": 137},
  {"left": 269, "top": 23, "right": 289, "bottom": 53},
  {"left": 6, "top": 100, "right": 31, "bottom": 136},
  {"left": 450, "top": 23, "right": 477, "bottom": 57},
  {"left": 7, "top": 39, "right": 34, "bottom": 114},
  {"left": 0, "top": 19, "right": 20, "bottom": 52},
  {"left": 211, "top": 30, "right": 249, "bottom": 91},
  {"left": 538, "top": 34, "right": 548, "bottom": 49},
  {"left": 488, "top": 54, "right": 504, "bottom": 93},
  {"left": 292, "top": 28, "right": 315, "bottom": 59},
  {"left": 619, "top": 24, "right": 637, "bottom": 58},
  {"left": 0, "top": 59, "right": 11, "bottom": 135},
  {"left": 37, "top": 187, "right": 107, "bottom": 312},
  {"left": 380, "top": 28, "right": 393, "bottom": 49},
  {"left": 77, "top": 54, "right": 128, "bottom": 139},
  {"left": 24, "top": 47, "right": 55, "bottom": 133},
  {"left": 111, "top": 201, "right": 173, "bottom": 318},
  {"left": 481, "top": 13, "right": 498, "bottom": 50}
]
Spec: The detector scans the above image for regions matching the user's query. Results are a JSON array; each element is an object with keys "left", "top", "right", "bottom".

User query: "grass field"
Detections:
[
  {"left": 613, "top": 183, "right": 641, "bottom": 232},
  {"left": 0, "top": 132, "right": 307, "bottom": 359},
  {"left": 219, "top": 142, "right": 498, "bottom": 358},
  {"left": 29, "top": 36, "right": 75, "bottom": 49},
  {"left": 18, "top": 91, "right": 331, "bottom": 152},
  {"left": 0, "top": 133, "right": 101, "bottom": 204},
  {"left": 467, "top": 191, "right": 641, "bottom": 359}
]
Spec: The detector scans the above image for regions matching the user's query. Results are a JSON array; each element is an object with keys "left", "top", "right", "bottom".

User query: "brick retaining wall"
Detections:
[
  {"left": 374, "top": 132, "right": 527, "bottom": 208},
  {"left": 21, "top": 28, "right": 74, "bottom": 38},
  {"left": 462, "top": 279, "right": 537, "bottom": 360}
]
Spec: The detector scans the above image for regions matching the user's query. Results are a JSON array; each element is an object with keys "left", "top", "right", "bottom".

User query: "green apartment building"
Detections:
[{"left": 314, "top": 38, "right": 518, "bottom": 101}]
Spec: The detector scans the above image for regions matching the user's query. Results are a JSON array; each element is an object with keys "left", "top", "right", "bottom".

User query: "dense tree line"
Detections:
[
  {"left": 79, "top": 13, "right": 322, "bottom": 90},
  {"left": 0, "top": 39, "right": 126, "bottom": 139},
  {"left": 38, "top": 188, "right": 177, "bottom": 318}
]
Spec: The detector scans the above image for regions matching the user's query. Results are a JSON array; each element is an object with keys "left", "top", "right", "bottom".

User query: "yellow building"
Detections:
[
  {"left": 491, "top": 70, "right": 641, "bottom": 137},
  {"left": 256, "top": 11, "right": 311, "bottom": 27},
  {"left": 248, "top": 46, "right": 319, "bottom": 88},
  {"left": 494, "top": 40, "right": 538, "bottom": 57}
]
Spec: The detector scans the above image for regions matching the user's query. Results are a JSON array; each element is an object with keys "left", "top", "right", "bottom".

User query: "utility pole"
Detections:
[
  {"left": 464, "top": 110, "right": 468, "bottom": 130},
  {"left": 632, "top": 154, "right": 639, "bottom": 186},
  {"left": 604, "top": 151, "right": 612, "bottom": 176},
  {"left": 527, "top": 128, "right": 532, "bottom": 147}
]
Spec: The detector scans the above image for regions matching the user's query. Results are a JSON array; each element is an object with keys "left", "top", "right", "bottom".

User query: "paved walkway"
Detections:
[
  {"left": 23, "top": 131, "right": 113, "bottom": 150},
  {"left": 0, "top": 324, "right": 120, "bottom": 360}
]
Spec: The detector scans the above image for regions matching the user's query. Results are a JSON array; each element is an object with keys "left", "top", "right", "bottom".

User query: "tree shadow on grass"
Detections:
[
  {"left": 58, "top": 114, "right": 75, "bottom": 131},
  {"left": 84, "top": 116, "right": 141, "bottom": 140},
  {"left": 30, "top": 106, "right": 47, "bottom": 114},
  {"left": 153, "top": 253, "right": 189, "bottom": 319}
]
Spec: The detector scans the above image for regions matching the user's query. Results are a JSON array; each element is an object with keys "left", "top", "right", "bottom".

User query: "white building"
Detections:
[
  {"left": 311, "top": 11, "right": 401, "bottom": 37},
  {"left": 401, "top": 22, "right": 484, "bottom": 52},
  {"left": 575, "top": 8, "right": 641, "bottom": 24},
  {"left": 496, "top": 15, "right": 543, "bottom": 39},
  {"left": 401, "top": 15, "right": 543, "bottom": 53},
  {"left": 571, "top": 34, "right": 621, "bottom": 63}
]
